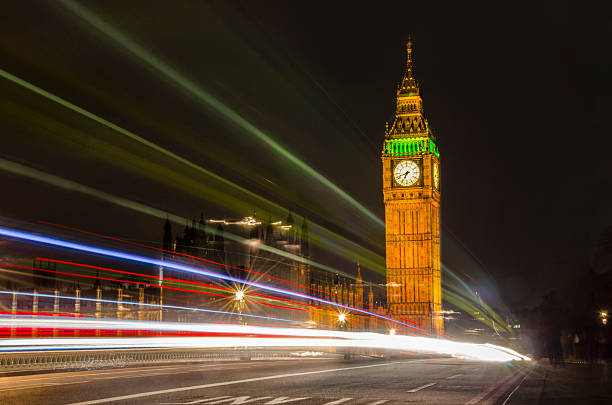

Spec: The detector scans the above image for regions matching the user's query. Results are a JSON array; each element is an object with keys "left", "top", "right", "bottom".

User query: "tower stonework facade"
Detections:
[{"left": 382, "top": 39, "right": 443, "bottom": 335}]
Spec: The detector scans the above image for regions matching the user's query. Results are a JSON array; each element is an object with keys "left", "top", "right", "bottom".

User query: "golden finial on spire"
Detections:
[{"left": 406, "top": 35, "right": 413, "bottom": 75}]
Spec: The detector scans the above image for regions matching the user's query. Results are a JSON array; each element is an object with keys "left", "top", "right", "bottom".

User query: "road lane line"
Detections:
[
  {"left": 0, "top": 362, "right": 249, "bottom": 388},
  {"left": 406, "top": 382, "right": 436, "bottom": 393},
  {"left": 161, "top": 396, "right": 232, "bottom": 404},
  {"left": 95, "top": 369, "right": 209, "bottom": 380},
  {"left": 366, "top": 401, "right": 388, "bottom": 405},
  {"left": 207, "top": 396, "right": 273, "bottom": 404},
  {"left": 0, "top": 362, "right": 234, "bottom": 385},
  {"left": 446, "top": 374, "right": 463, "bottom": 379},
  {"left": 66, "top": 361, "right": 405, "bottom": 404},
  {"left": 465, "top": 372, "right": 518, "bottom": 404},
  {"left": 265, "top": 398, "right": 310, "bottom": 404},
  {"left": 501, "top": 371, "right": 531, "bottom": 405},
  {"left": 321, "top": 399, "right": 352, "bottom": 405}
]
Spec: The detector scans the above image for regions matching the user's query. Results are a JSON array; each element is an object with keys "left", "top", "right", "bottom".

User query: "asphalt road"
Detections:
[{"left": 0, "top": 357, "right": 541, "bottom": 405}]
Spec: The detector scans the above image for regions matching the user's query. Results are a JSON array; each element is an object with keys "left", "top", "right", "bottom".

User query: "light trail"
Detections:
[
  {"left": 0, "top": 158, "right": 364, "bottom": 281},
  {"left": 443, "top": 264, "right": 510, "bottom": 333},
  {"left": 57, "top": 0, "right": 384, "bottom": 229},
  {"left": 4, "top": 256, "right": 405, "bottom": 332},
  {"left": 0, "top": 317, "right": 531, "bottom": 362},
  {"left": 0, "top": 226, "right": 425, "bottom": 333},
  {"left": 0, "top": 67, "right": 278, "bottom": 221},
  {"left": 0, "top": 65, "right": 385, "bottom": 275},
  {"left": 38, "top": 222, "right": 378, "bottom": 307},
  {"left": 0, "top": 311, "right": 84, "bottom": 318},
  {"left": 11, "top": 258, "right": 339, "bottom": 324},
  {"left": 1, "top": 12, "right": 510, "bottom": 339},
  {"left": 1, "top": 263, "right": 231, "bottom": 300},
  {"left": 22, "top": 259, "right": 345, "bottom": 321},
  {"left": 0, "top": 291, "right": 295, "bottom": 324},
  {"left": 36, "top": 240, "right": 419, "bottom": 329}
]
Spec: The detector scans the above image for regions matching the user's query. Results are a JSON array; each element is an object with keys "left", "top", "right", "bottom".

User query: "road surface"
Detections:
[{"left": 0, "top": 357, "right": 537, "bottom": 404}]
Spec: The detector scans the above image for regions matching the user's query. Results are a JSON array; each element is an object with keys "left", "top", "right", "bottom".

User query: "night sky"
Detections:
[{"left": 1, "top": 1, "right": 611, "bottom": 311}]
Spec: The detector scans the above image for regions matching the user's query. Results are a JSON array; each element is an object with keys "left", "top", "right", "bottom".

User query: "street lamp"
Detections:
[
  {"left": 389, "top": 329, "right": 396, "bottom": 335},
  {"left": 234, "top": 290, "right": 246, "bottom": 325},
  {"left": 601, "top": 310, "right": 608, "bottom": 325},
  {"left": 338, "top": 313, "right": 346, "bottom": 324}
]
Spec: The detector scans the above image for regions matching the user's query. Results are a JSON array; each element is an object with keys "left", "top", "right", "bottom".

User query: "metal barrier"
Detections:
[{"left": 0, "top": 349, "right": 333, "bottom": 371}]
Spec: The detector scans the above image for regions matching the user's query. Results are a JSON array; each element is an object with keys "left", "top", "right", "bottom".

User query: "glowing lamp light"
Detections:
[
  {"left": 389, "top": 329, "right": 396, "bottom": 335},
  {"left": 338, "top": 313, "right": 346, "bottom": 323},
  {"left": 235, "top": 290, "right": 245, "bottom": 301}
]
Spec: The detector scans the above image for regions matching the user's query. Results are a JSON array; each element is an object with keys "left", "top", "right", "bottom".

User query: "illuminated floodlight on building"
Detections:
[
  {"left": 235, "top": 290, "right": 245, "bottom": 301},
  {"left": 338, "top": 313, "right": 346, "bottom": 324}
]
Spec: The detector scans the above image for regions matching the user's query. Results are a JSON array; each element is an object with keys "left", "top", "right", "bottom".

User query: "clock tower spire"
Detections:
[
  {"left": 382, "top": 39, "right": 442, "bottom": 336},
  {"left": 399, "top": 37, "right": 418, "bottom": 97}
]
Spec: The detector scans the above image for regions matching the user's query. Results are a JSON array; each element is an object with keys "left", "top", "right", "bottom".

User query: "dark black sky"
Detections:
[{"left": 1, "top": 1, "right": 611, "bottom": 310}]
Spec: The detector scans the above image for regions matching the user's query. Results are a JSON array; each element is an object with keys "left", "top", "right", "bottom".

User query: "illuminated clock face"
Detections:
[
  {"left": 433, "top": 162, "right": 440, "bottom": 189},
  {"left": 393, "top": 160, "right": 420, "bottom": 186}
]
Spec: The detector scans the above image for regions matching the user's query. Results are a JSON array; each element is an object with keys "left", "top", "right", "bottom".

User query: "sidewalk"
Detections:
[{"left": 509, "top": 361, "right": 611, "bottom": 404}]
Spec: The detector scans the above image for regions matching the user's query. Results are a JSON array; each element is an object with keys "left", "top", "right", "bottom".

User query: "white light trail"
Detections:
[
  {"left": 0, "top": 290, "right": 294, "bottom": 324},
  {"left": 0, "top": 317, "right": 530, "bottom": 362}
]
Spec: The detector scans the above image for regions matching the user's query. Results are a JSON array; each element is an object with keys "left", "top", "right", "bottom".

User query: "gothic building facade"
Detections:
[{"left": 161, "top": 213, "right": 381, "bottom": 330}]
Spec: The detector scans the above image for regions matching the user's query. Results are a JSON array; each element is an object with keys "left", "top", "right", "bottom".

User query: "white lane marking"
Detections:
[
  {"left": 321, "top": 399, "right": 352, "bottom": 405},
  {"left": 0, "top": 362, "right": 256, "bottom": 390},
  {"left": 446, "top": 374, "right": 463, "bottom": 379},
  {"left": 265, "top": 398, "right": 310, "bottom": 404},
  {"left": 502, "top": 371, "right": 530, "bottom": 405},
  {"left": 465, "top": 372, "right": 517, "bottom": 404},
  {"left": 406, "top": 382, "right": 436, "bottom": 393},
  {"left": 95, "top": 369, "right": 202, "bottom": 380},
  {"left": 66, "top": 361, "right": 404, "bottom": 405},
  {"left": 161, "top": 396, "right": 232, "bottom": 404},
  {"left": 366, "top": 401, "right": 388, "bottom": 405},
  {"left": 208, "top": 397, "right": 272, "bottom": 404},
  {"left": 161, "top": 397, "right": 312, "bottom": 405},
  {"left": 0, "top": 362, "right": 232, "bottom": 387}
]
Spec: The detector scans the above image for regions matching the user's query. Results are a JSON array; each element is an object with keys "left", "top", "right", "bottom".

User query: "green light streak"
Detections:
[
  {"left": 443, "top": 288, "right": 510, "bottom": 334},
  {"left": 0, "top": 67, "right": 268, "bottom": 213},
  {"left": 443, "top": 265, "right": 510, "bottom": 334},
  {"left": 58, "top": 0, "right": 384, "bottom": 228},
  {"left": 0, "top": 157, "right": 358, "bottom": 280},
  {"left": 0, "top": 68, "right": 383, "bottom": 276}
]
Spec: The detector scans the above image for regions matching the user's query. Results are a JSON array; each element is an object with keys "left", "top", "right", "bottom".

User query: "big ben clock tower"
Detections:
[{"left": 382, "top": 39, "right": 443, "bottom": 335}]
